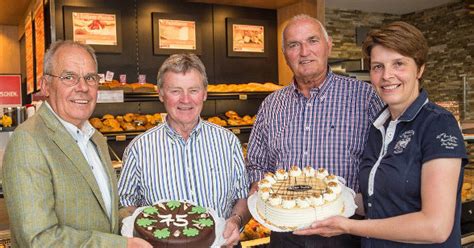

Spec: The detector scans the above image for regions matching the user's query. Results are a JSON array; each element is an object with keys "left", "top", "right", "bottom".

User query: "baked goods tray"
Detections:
[
  {"left": 121, "top": 200, "right": 227, "bottom": 247},
  {"left": 248, "top": 186, "right": 357, "bottom": 232},
  {"left": 100, "top": 125, "right": 253, "bottom": 140}
]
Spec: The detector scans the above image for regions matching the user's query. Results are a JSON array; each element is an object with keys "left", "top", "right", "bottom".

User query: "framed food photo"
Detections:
[
  {"left": 226, "top": 18, "right": 268, "bottom": 58},
  {"left": 152, "top": 13, "right": 201, "bottom": 55},
  {"left": 63, "top": 6, "right": 122, "bottom": 53}
]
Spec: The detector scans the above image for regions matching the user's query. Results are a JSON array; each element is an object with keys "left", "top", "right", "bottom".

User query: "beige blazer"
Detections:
[{"left": 2, "top": 104, "right": 127, "bottom": 247}]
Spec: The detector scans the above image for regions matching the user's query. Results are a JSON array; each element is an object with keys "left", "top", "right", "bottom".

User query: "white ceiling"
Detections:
[{"left": 325, "top": 0, "right": 460, "bottom": 15}]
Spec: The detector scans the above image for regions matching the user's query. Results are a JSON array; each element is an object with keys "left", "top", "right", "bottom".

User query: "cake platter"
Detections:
[
  {"left": 121, "top": 199, "right": 227, "bottom": 247},
  {"left": 248, "top": 186, "right": 357, "bottom": 232}
]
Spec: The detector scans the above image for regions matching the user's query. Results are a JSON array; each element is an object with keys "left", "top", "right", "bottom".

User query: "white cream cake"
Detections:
[{"left": 256, "top": 166, "right": 345, "bottom": 230}]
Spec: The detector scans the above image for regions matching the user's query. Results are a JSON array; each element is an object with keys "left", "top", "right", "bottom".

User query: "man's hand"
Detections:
[
  {"left": 222, "top": 215, "right": 241, "bottom": 247},
  {"left": 119, "top": 206, "right": 138, "bottom": 219},
  {"left": 127, "top": 237, "right": 152, "bottom": 248},
  {"left": 249, "top": 182, "right": 258, "bottom": 195}
]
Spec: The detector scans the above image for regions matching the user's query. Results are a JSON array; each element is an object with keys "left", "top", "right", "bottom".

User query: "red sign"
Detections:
[{"left": 0, "top": 75, "right": 22, "bottom": 105}]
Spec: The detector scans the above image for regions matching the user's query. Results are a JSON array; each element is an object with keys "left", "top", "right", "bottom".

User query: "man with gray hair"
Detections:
[
  {"left": 2, "top": 40, "right": 151, "bottom": 247},
  {"left": 118, "top": 53, "right": 250, "bottom": 247},
  {"left": 246, "top": 14, "right": 385, "bottom": 247}
]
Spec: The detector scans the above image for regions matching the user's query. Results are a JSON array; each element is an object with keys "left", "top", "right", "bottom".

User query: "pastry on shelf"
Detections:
[
  {"left": 0, "top": 114, "right": 13, "bottom": 127},
  {"left": 240, "top": 218, "right": 271, "bottom": 241},
  {"left": 207, "top": 82, "right": 283, "bottom": 93},
  {"left": 207, "top": 111, "right": 256, "bottom": 127},
  {"left": 121, "top": 122, "right": 136, "bottom": 131},
  {"left": 102, "top": 114, "right": 115, "bottom": 120},
  {"left": 207, "top": 116, "right": 227, "bottom": 127},
  {"left": 130, "top": 82, "right": 157, "bottom": 93},
  {"left": 106, "top": 80, "right": 133, "bottom": 92},
  {"left": 90, "top": 112, "right": 165, "bottom": 133},
  {"left": 123, "top": 113, "right": 135, "bottom": 123},
  {"left": 90, "top": 117, "right": 103, "bottom": 129},
  {"left": 225, "top": 110, "right": 239, "bottom": 119},
  {"left": 103, "top": 119, "right": 120, "bottom": 129}
]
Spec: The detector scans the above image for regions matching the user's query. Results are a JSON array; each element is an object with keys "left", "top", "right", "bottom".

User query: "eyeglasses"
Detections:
[{"left": 46, "top": 73, "right": 100, "bottom": 87}]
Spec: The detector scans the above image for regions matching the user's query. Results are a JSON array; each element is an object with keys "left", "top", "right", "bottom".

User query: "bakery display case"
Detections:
[
  {"left": 93, "top": 86, "right": 276, "bottom": 159},
  {"left": 462, "top": 137, "right": 474, "bottom": 246}
]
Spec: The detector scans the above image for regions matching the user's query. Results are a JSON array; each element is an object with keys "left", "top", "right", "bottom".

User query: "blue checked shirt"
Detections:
[
  {"left": 118, "top": 119, "right": 249, "bottom": 218},
  {"left": 247, "top": 71, "right": 384, "bottom": 191}
]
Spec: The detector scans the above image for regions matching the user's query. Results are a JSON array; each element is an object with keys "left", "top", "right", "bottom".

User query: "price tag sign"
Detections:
[
  {"left": 231, "top": 128, "right": 241, "bottom": 134},
  {"left": 97, "top": 90, "right": 124, "bottom": 103},
  {"left": 98, "top": 73, "right": 105, "bottom": 84},
  {"left": 105, "top": 71, "right": 114, "bottom": 81},
  {"left": 239, "top": 94, "right": 248, "bottom": 100}
]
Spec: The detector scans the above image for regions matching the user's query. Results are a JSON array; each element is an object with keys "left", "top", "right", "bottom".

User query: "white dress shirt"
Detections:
[{"left": 45, "top": 102, "right": 112, "bottom": 219}]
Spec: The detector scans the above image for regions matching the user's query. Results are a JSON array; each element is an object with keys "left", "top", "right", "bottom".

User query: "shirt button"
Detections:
[
  {"left": 303, "top": 151, "right": 308, "bottom": 156},
  {"left": 305, "top": 126, "right": 310, "bottom": 131},
  {"left": 368, "top": 203, "right": 372, "bottom": 207},
  {"left": 307, "top": 103, "right": 312, "bottom": 107}
]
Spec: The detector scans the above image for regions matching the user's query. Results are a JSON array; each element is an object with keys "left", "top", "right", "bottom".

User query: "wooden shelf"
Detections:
[
  {"left": 115, "top": 92, "right": 272, "bottom": 102},
  {"left": 0, "top": 127, "right": 15, "bottom": 132}
]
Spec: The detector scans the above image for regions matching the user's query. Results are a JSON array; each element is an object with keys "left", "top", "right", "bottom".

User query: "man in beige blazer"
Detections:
[{"left": 2, "top": 40, "right": 151, "bottom": 248}]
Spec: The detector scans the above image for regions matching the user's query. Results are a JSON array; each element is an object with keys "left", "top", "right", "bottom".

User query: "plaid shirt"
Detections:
[{"left": 247, "top": 71, "right": 384, "bottom": 191}]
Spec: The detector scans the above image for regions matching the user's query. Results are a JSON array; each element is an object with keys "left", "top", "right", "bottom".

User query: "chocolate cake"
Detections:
[{"left": 134, "top": 201, "right": 216, "bottom": 247}]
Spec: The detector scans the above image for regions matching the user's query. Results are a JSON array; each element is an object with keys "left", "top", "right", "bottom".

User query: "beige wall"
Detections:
[
  {"left": 0, "top": 25, "right": 20, "bottom": 74},
  {"left": 277, "top": 0, "right": 325, "bottom": 85}
]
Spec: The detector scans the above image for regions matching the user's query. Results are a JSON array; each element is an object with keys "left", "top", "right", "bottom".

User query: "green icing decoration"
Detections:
[
  {"left": 183, "top": 227, "right": 199, "bottom": 237},
  {"left": 192, "top": 218, "right": 214, "bottom": 227},
  {"left": 153, "top": 228, "right": 170, "bottom": 239},
  {"left": 136, "top": 218, "right": 157, "bottom": 227},
  {"left": 143, "top": 206, "right": 159, "bottom": 215},
  {"left": 167, "top": 200, "right": 181, "bottom": 210},
  {"left": 189, "top": 205, "right": 207, "bottom": 214}
]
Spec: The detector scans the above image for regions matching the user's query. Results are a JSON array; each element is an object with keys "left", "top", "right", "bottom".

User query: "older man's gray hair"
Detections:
[
  {"left": 43, "top": 40, "right": 98, "bottom": 75},
  {"left": 282, "top": 14, "right": 330, "bottom": 52},
  {"left": 156, "top": 53, "right": 208, "bottom": 89}
]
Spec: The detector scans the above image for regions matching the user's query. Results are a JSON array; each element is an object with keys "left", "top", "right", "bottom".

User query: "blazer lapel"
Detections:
[
  {"left": 92, "top": 132, "right": 118, "bottom": 232},
  {"left": 38, "top": 105, "right": 108, "bottom": 217}
]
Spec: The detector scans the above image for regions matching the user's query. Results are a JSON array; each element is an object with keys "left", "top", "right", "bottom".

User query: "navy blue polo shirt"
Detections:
[{"left": 359, "top": 89, "right": 468, "bottom": 248}]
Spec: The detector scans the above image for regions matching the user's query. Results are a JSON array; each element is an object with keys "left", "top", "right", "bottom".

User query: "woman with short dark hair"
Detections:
[{"left": 294, "top": 21, "right": 467, "bottom": 248}]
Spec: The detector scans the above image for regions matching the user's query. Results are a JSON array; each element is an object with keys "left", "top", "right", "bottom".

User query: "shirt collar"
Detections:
[
  {"left": 397, "top": 89, "right": 429, "bottom": 122},
  {"left": 164, "top": 117, "right": 204, "bottom": 141},
  {"left": 289, "top": 67, "right": 335, "bottom": 100},
  {"left": 44, "top": 101, "right": 95, "bottom": 140},
  {"left": 373, "top": 89, "right": 429, "bottom": 129}
]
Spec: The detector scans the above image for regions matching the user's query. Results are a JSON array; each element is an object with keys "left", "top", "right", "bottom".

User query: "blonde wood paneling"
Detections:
[
  {"left": 0, "top": 25, "right": 20, "bottom": 74},
  {"left": 0, "top": 198, "right": 9, "bottom": 230},
  {"left": 277, "top": 0, "right": 325, "bottom": 85}
]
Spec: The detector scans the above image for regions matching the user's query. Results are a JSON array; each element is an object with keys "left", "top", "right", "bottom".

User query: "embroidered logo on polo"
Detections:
[
  {"left": 436, "top": 133, "right": 458, "bottom": 149},
  {"left": 394, "top": 130, "right": 415, "bottom": 154}
]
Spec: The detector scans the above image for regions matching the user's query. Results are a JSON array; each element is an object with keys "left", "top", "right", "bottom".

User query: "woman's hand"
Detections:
[{"left": 293, "top": 216, "right": 351, "bottom": 237}]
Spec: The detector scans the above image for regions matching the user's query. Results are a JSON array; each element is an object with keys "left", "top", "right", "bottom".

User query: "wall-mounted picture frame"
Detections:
[
  {"left": 226, "top": 18, "right": 268, "bottom": 57},
  {"left": 25, "top": 12, "right": 35, "bottom": 95},
  {"left": 34, "top": 0, "right": 45, "bottom": 91},
  {"left": 152, "top": 13, "right": 201, "bottom": 55},
  {"left": 63, "top": 6, "right": 122, "bottom": 53}
]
